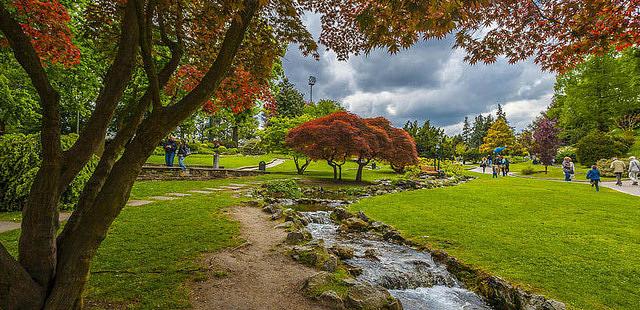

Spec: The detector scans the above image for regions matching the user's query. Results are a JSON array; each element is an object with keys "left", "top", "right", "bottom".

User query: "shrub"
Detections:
[
  {"left": 555, "top": 146, "right": 577, "bottom": 163},
  {"left": 520, "top": 165, "right": 536, "bottom": 175},
  {"left": 260, "top": 179, "right": 302, "bottom": 199},
  {"left": 0, "top": 134, "right": 97, "bottom": 212},
  {"left": 240, "top": 138, "right": 266, "bottom": 155},
  {"left": 576, "top": 131, "right": 624, "bottom": 165},
  {"left": 153, "top": 146, "right": 165, "bottom": 156}
]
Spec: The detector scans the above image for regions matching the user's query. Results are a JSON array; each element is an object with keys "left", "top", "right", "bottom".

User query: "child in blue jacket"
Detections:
[{"left": 586, "top": 165, "right": 601, "bottom": 192}]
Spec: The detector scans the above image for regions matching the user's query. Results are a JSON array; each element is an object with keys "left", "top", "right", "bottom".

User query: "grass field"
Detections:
[
  {"left": 146, "top": 153, "right": 281, "bottom": 168},
  {"left": 349, "top": 173, "right": 640, "bottom": 309},
  {"left": 0, "top": 179, "right": 245, "bottom": 309}
]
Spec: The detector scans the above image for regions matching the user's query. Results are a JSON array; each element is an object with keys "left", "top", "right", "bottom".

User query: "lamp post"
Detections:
[
  {"left": 434, "top": 144, "right": 440, "bottom": 170},
  {"left": 308, "top": 75, "right": 316, "bottom": 103}
]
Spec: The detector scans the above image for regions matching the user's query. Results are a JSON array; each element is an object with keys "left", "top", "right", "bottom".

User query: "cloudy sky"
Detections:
[{"left": 282, "top": 14, "right": 556, "bottom": 135}]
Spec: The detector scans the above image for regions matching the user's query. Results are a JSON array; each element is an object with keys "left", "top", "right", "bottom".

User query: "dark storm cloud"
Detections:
[{"left": 282, "top": 15, "right": 555, "bottom": 134}]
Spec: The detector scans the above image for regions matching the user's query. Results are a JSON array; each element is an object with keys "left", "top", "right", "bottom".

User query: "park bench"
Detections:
[{"left": 420, "top": 165, "right": 440, "bottom": 176}]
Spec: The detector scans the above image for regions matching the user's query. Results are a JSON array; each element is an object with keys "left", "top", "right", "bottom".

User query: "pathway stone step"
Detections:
[
  {"left": 228, "top": 183, "right": 248, "bottom": 187},
  {"left": 126, "top": 200, "right": 154, "bottom": 206},
  {"left": 204, "top": 188, "right": 224, "bottom": 191},
  {"left": 149, "top": 196, "right": 177, "bottom": 201},
  {"left": 220, "top": 186, "right": 242, "bottom": 190},
  {"left": 0, "top": 212, "right": 72, "bottom": 233},
  {"left": 167, "top": 193, "right": 191, "bottom": 197},
  {"left": 189, "top": 190, "right": 215, "bottom": 194}
]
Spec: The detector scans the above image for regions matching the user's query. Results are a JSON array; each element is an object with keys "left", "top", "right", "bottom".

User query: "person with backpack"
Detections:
[
  {"left": 163, "top": 136, "right": 178, "bottom": 167},
  {"left": 629, "top": 156, "right": 640, "bottom": 186},
  {"left": 586, "top": 164, "right": 601, "bottom": 192},
  {"left": 502, "top": 156, "right": 510, "bottom": 176},
  {"left": 610, "top": 157, "right": 626, "bottom": 186},
  {"left": 562, "top": 157, "right": 575, "bottom": 182},
  {"left": 177, "top": 140, "right": 191, "bottom": 172},
  {"left": 492, "top": 156, "right": 500, "bottom": 178}
]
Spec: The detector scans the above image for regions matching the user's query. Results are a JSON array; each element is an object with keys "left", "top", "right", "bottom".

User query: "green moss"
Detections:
[{"left": 306, "top": 268, "right": 351, "bottom": 298}]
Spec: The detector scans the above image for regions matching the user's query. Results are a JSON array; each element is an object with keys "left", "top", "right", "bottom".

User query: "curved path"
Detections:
[
  {"left": 238, "top": 158, "right": 286, "bottom": 171},
  {"left": 189, "top": 205, "right": 326, "bottom": 310},
  {"left": 469, "top": 166, "right": 640, "bottom": 197}
]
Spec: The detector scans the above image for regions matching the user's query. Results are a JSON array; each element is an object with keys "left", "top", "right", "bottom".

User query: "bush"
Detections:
[
  {"left": 240, "top": 138, "right": 266, "bottom": 155},
  {"left": 0, "top": 134, "right": 97, "bottom": 212},
  {"left": 555, "top": 146, "right": 577, "bottom": 163},
  {"left": 520, "top": 165, "right": 536, "bottom": 175},
  {"left": 153, "top": 146, "right": 165, "bottom": 156},
  {"left": 576, "top": 131, "right": 624, "bottom": 166},
  {"left": 221, "top": 147, "right": 239, "bottom": 155},
  {"left": 260, "top": 179, "right": 302, "bottom": 199}
]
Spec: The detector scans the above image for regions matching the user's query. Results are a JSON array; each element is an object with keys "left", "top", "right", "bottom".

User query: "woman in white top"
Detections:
[{"left": 629, "top": 156, "right": 640, "bottom": 185}]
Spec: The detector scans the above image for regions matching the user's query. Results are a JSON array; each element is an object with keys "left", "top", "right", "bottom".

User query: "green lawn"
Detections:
[
  {"left": 0, "top": 211, "right": 21, "bottom": 222},
  {"left": 0, "top": 179, "right": 245, "bottom": 309},
  {"left": 146, "top": 153, "right": 281, "bottom": 168},
  {"left": 349, "top": 174, "right": 640, "bottom": 309},
  {"left": 266, "top": 157, "right": 400, "bottom": 184}
]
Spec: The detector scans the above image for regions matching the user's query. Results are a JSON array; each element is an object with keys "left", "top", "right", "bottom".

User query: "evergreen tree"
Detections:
[
  {"left": 462, "top": 116, "right": 472, "bottom": 144},
  {"left": 468, "top": 115, "right": 486, "bottom": 149},
  {"left": 274, "top": 78, "right": 306, "bottom": 118},
  {"left": 496, "top": 103, "right": 507, "bottom": 121}
]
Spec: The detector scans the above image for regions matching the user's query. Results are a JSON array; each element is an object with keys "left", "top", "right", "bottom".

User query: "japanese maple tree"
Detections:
[
  {"left": 367, "top": 117, "right": 419, "bottom": 173},
  {"left": 455, "top": 0, "right": 640, "bottom": 72}
]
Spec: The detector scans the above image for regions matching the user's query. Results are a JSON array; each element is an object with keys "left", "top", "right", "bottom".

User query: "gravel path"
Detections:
[
  {"left": 0, "top": 212, "right": 71, "bottom": 234},
  {"left": 189, "top": 205, "right": 326, "bottom": 310}
]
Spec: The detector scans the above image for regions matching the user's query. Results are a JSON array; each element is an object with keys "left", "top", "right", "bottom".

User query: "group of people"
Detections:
[
  {"left": 162, "top": 136, "right": 191, "bottom": 171},
  {"left": 480, "top": 155, "right": 510, "bottom": 178},
  {"left": 563, "top": 156, "right": 640, "bottom": 192}
]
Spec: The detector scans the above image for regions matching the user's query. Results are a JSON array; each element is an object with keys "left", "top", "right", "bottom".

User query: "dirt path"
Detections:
[{"left": 190, "top": 205, "right": 326, "bottom": 310}]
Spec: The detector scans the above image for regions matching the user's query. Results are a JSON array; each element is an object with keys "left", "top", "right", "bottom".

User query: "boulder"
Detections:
[
  {"left": 344, "top": 283, "right": 402, "bottom": 310},
  {"left": 262, "top": 205, "right": 277, "bottom": 214},
  {"left": 339, "top": 217, "right": 369, "bottom": 233},
  {"left": 333, "top": 207, "right": 353, "bottom": 221},
  {"left": 383, "top": 230, "right": 405, "bottom": 243},
  {"left": 286, "top": 228, "right": 312, "bottom": 244},
  {"left": 274, "top": 221, "right": 294, "bottom": 229},
  {"left": 319, "top": 291, "right": 345, "bottom": 309},
  {"left": 330, "top": 245, "right": 355, "bottom": 260},
  {"left": 271, "top": 209, "right": 284, "bottom": 220},
  {"left": 322, "top": 254, "right": 339, "bottom": 272},
  {"left": 364, "top": 249, "right": 378, "bottom": 260},
  {"left": 357, "top": 211, "right": 370, "bottom": 223}
]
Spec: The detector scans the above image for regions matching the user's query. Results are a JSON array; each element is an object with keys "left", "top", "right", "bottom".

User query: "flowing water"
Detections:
[{"left": 301, "top": 211, "right": 492, "bottom": 310}]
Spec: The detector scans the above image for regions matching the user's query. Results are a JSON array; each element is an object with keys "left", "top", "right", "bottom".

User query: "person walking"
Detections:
[
  {"left": 163, "top": 136, "right": 177, "bottom": 167},
  {"left": 610, "top": 157, "right": 626, "bottom": 186},
  {"left": 629, "top": 156, "right": 640, "bottom": 186},
  {"left": 502, "top": 156, "right": 510, "bottom": 176},
  {"left": 492, "top": 156, "right": 500, "bottom": 178},
  {"left": 586, "top": 165, "right": 601, "bottom": 192},
  {"left": 177, "top": 140, "right": 191, "bottom": 172},
  {"left": 480, "top": 157, "right": 488, "bottom": 173},
  {"left": 562, "top": 157, "right": 575, "bottom": 182}
]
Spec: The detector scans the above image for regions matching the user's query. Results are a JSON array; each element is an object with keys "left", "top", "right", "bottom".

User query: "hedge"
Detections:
[{"left": 0, "top": 133, "right": 97, "bottom": 212}]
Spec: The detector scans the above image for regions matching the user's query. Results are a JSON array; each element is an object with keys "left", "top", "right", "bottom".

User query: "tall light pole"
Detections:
[{"left": 308, "top": 75, "right": 316, "bottom": 103}]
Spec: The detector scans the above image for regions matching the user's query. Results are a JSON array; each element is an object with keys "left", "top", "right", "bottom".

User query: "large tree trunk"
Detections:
[
  {"left": 355, "top": 157, "right": 370, "bottom": 182},
  {"left": 293, "top": 155, "right": 310, "bottom": 175},
  {"left": 0, "top": 0, "right": 259, "bottom": 307},
  {"left": 328, "top": 160, "right": 338, "bottom": 180},
  {"left": 231, "top": 125, "right": 239, "bottom": 147}
]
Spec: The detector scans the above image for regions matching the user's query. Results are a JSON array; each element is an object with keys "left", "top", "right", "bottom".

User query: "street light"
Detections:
[{"left": 308, "top": 75, "right": 316, "bottom": 103}]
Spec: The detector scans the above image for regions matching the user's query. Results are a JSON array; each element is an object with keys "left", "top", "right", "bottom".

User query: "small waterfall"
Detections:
[{"left": 301, "top": 211, "right": 491, "bottom": 310}]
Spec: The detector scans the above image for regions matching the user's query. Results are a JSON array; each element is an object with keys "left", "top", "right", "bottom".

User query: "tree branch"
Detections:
[
  {"left": 59, "top": 0, "right": 140, "bottom": 188},
  {"left": 0, "top": 244, "right": 44, "bottom": 309},
  {"left": 135, "top": 0, "right": 162, "bottom": 111},
  {"left": 1, "top": 2, "right": 63, "bottom": 288}
]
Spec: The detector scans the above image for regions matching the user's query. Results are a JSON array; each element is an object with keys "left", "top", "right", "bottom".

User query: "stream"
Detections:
[{"left": 301, "top": 211, "right": 492, "bottom": 310}]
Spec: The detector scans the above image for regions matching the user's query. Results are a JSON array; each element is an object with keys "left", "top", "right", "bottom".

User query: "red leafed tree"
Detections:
[
  {"left": 366, "top": 117, "right": 419, "bottom": 173},
  {"left": 455, "top": 0, "right": 640, "bottom": 72},
  {"left": 532, "top": 114, "right": 561, "bottom": 173},
  {"left": 286, "top": 112, "right": 371, "bottom": 181}
]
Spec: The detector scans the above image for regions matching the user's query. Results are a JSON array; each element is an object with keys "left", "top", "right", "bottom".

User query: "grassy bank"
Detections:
[
  {"left": 350, "top": 174, "right": 640, "bottom": 309},
  {"left": 0, "top": 179, "right": 243, "bottom": 309},
  {"left": 146, "top": 153, "right": 280, "bottom": 168}
]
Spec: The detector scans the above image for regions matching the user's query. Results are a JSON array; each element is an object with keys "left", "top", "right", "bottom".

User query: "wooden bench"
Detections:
[{"left": 420, "top": 165, "right": 440, "bottom": 176}]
